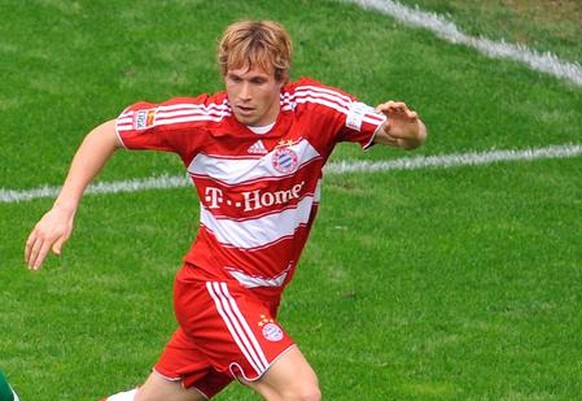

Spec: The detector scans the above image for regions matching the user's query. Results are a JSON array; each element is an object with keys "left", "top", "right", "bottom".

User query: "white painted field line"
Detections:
[
  {"left": 1, "top": 144, "right": 580, "bottom": 204},
  {"left": 326, "top": 143, "right": 582, "bottom": 173},
  {"left": 343, "top": 0, "right": 582, "bottom": 87},
  {"left": 0, "top": 175, "right": 189, "bottom": 204}
]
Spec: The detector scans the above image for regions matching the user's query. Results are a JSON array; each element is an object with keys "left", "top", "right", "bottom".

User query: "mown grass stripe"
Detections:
[
  {"left": 1, "top": 144, "right": 579, "bottom": 204},
  {"left": 344, "top": 0, "right": 582, "bottom": 86}
]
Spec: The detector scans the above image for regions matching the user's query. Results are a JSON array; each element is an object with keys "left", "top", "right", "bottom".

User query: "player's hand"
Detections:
[
  {"left": 375, "top": 101, "right": 426, "bottom": 149},
  {"left": 25, "top": 206, "right": 75, "bottom": 270}
]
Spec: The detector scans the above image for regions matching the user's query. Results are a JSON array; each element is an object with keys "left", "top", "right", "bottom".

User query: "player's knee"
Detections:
[
  {"left": 282, "top": 384, "right": 321, "bottom": 401},
  {"left": 301, "top": 386, "right": 321, "bottom": 401}
]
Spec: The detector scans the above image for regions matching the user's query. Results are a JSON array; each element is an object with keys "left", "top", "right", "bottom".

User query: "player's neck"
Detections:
[{"left": 247, "top": 121, "right": 276, "bottom": 135}]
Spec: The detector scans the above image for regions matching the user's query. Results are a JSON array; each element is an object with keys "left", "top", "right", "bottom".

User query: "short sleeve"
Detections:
[
  {"left": 115, "top": 101, "right": 176, "bottom": 152},
  {"left": 340, "top": 100, "right": 387, "bottom": 150},
  {"left": 114, "top": 95, "right": 219, "bottom": 157}
]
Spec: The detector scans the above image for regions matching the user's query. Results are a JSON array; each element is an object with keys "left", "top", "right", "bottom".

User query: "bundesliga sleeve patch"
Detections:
[{"left": 133, "top": 108, "right": 157, "bottom": 130}]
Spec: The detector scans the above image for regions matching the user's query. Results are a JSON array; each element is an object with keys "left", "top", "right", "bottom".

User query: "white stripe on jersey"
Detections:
[
  {"left": 281, "top": 86, "right": 350, "bottom": 115},
  {"left": 200, "top": 192, "right": 316, "bottom": 250},
  {"left": 282, "top": 84, "right": 353, "bottom": 104},
  {"left": 226, "top": 267, "right": 289, "bottom": 288},
  {"left": 116, "top": 117, "right": 134, "bottom": 131},
  {"left": 188, "top": 139, "right": 322, "bottom": 185},
  {"left": 156, "top": 100, "right": 229, "bottom": 113},
  {"left": 117, "top": 100, "right": 230, "bottom": 119},
  {"left": 154, "top": 114, "right": 232, "bottom": 126},
  {"left": 287, "top": 89, "right": 351, "bottom": 109},
  {"left": 155, "top": 101, "right": 231, "bottom": 123},
  {"left": 294, "top": 96, "right": 348, "bottom": 115},
  {"left": 206, "top": 282, "right": 269, "bottom": 375}
]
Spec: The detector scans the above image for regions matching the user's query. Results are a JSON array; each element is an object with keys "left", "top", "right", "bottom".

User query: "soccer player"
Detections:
[
  {"left": 25, "top": 20, "right": 426, "bottom": 401},
  {"left": 0, "top": 369, "right": 20, "bottom": 401}
]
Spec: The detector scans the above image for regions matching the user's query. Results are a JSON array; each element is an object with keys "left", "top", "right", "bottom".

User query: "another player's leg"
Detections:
[
  {"left": 245, "top": 346, "right": 321, "bottom": 401},
  {"left": 0, "top": 369, "right": 19, "bottom": 401}
]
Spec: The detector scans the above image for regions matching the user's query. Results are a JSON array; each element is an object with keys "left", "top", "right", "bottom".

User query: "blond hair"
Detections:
[{"left": 218, "top": 20, "right": 293, "bottom": 82}]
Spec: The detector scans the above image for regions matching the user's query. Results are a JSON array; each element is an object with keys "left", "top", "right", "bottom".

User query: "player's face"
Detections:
[{"left": 225, "top": 65, "right": 284, "bottom": 127}]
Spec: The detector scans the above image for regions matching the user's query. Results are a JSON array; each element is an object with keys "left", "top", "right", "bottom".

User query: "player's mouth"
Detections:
[{"left": 236, "top": 105, "right": 256, "bottom": 116}]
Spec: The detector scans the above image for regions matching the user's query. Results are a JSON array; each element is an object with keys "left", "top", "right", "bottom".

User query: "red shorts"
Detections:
[{"left": 154, "top": 265, "right": 295, "bottom": 398}]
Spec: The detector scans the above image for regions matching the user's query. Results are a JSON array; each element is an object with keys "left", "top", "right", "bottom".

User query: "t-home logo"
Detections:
[{"left": 204, "top": 181, "right": 305, "bottom": 212}]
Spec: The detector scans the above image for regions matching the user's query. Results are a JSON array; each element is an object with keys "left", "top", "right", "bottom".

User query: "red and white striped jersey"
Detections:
[{"left": 115, "top": 77, "right": 386, "bottom": 296}]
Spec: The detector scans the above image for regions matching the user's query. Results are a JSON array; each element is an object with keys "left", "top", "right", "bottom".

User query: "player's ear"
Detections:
[
  {"left": 279, "top": 74, "right": 288, "bottom": 89},
  {"left": 276, "top": 68, "right": 289, "bottom": 87}
]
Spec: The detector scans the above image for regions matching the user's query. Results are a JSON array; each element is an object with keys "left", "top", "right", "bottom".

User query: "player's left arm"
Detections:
[{"left": 373, "top": 101, "right": 427, "bottom": 150}]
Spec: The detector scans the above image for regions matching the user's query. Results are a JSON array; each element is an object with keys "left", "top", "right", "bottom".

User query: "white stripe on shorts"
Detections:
[{"left": 205, "top": 282, "right": 269, "bottom": 376}]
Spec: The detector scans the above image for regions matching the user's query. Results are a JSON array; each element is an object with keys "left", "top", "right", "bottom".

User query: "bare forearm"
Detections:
[
  {"left": 25, "top": 119, "right": 121, "bottom": 269},
  {"left": 54, "top": 119, "right": 121, "bottom": 212}
]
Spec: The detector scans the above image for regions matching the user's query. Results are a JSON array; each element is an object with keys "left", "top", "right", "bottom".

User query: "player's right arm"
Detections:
[{"left": 25, "top": 119, "right": 122, "bottom": 270}]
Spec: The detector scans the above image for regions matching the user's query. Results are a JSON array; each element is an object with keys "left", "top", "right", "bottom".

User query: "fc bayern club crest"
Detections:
[
  {"left": 262, "top": 322, "right": 284, "bottom": 342},
  {"left": 272, "top": 147, "right": 299, "bottom": 174}
]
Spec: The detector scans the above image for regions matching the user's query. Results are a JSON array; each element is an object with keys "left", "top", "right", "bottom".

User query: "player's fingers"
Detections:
[
  {"left": 26, "top": 227, "right": 60, "bottom": 270},
  {"left": 24, "top": 232, "right": 36, "bottom": 264},
  {"left": 376, "top": 101, "right": 417, "bottom": 120},
  {"left": 24, "top": 229, "right": 44, "bottom": 267},
  {"left": 31, "top": 240, "right": 53, "bottom": 270},
  {"left": 377, "top": 100, "right": 402, "bottom": 110},
  {"left": 25, "top": 235, "right": 43, "bottom": 269},
  {"left": 392, "top": 104, "right": 418, "bottom": 121},
  {"left": 52, "top": 236, "right": 67, "bottom": 256},
  {"left": 407, "top": 110, "right": 418, "bottom": 120},
  {"left": 385, "top": 101, "right": 406, "bottom": 111}
]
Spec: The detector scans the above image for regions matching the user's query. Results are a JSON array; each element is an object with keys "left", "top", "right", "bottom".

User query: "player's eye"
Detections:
[{"left": 228, "top": 75, "right": 242, "bottom": 83}]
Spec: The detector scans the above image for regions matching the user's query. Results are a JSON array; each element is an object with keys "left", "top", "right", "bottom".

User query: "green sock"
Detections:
[{"left": 0, "top": 369, "right": 15, "bottom": 401}]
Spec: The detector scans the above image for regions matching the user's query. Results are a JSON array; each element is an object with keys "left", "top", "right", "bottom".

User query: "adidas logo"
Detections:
[{"left": 247, "top": 140, "right": 268, "bottom": 154}]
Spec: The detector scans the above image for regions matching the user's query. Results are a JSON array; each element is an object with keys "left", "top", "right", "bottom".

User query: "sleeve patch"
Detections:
[{"left": 133, "top": 109, "right": 157, "bottom": 130}]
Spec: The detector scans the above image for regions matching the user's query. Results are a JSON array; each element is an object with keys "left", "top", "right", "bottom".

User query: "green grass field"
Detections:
[{"left": 1, "top": 1, "right": 581, "bottom": 400}]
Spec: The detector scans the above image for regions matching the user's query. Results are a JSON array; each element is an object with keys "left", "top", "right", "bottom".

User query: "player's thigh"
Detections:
[
  {"left": 135, "top": 371, "right": 205, "bottom": 401},
  {"left": 245, "top": 346, "right": 321, "bottom": 401}
]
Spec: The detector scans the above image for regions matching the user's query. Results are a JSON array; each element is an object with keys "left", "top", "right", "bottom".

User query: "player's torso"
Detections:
[{"left": 179, "top": 104, "right": 333, "bottom": 292}]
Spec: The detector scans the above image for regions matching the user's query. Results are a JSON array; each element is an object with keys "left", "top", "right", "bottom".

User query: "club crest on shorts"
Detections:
[
  {"left": 262, "top": 323, "right": 283, "bottom": 342},
  {"left": 272, "top": 147, "right": 299, "bottom": 174},
  {"left": 258, "top": 314, "right": 283, "bottom": 342}
]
